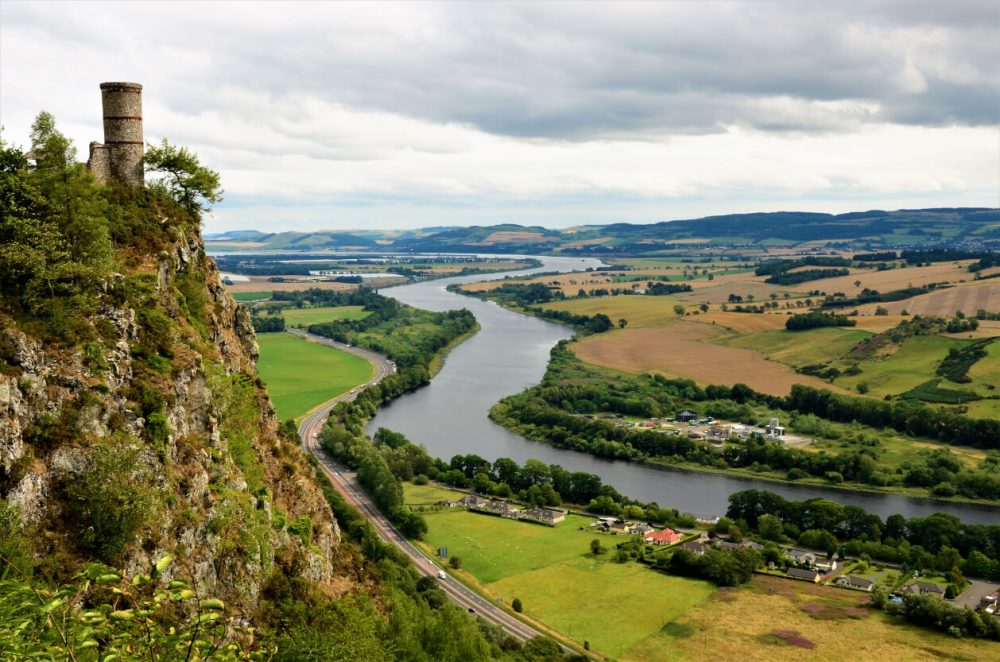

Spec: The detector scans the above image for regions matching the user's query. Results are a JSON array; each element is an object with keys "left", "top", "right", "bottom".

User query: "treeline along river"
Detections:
[{"left": 368, "top": 256, "right": 999, "bottom": 524}]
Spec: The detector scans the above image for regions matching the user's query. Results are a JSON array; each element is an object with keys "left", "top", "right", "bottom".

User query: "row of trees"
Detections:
[
  {"left": 726, "top": 490, "right": 1000, "bottom": 579},
  {"left": 765, "top": 268, "right": 850, "bottom": 285},
  {"left": 785, "top": 311, "right": 856, "bottom": 330}
]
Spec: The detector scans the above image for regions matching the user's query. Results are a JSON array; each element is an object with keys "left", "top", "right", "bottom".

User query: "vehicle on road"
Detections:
[{"left": 438, "top": 570, "right": 447, "bottom": 580}]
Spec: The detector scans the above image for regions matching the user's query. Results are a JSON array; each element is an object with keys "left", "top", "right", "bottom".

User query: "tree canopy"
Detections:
[{"left": 144, "top": 138, "right": 222, "bottom": 218}]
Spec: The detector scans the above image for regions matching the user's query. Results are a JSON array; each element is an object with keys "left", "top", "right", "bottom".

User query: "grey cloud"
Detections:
[{"left": 3, "top": 0, "right": 998, "bottom": 142}]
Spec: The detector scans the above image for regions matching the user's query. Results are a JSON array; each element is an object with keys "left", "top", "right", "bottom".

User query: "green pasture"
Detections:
[
  {"left": 490, "top": 557, "right": 713, "bottom": 659},
  {"left": 256, "top": 333, "right": 373, "bottom": 420},
  {"left": 230, "top": 291, "right": 271, "bottom": 302},
  {"left": 721, "top": 327, "right": 871, "bottom": 367},
  {"left": 281, "top": 305, "right": 371, "bottom": 326},
  {"left": 402, "top": 482, "right": 465, "bottom": 505}
]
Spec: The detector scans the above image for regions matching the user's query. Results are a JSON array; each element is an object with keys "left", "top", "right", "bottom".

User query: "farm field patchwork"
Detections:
[
  {"left": 280, "top": 305, "right": 371, "bottom": 326},
  {"left": 787, "top": 261, "right": 974, "bottom": 296},
  {"left": 619, "top": 575, "right": 1000, "bottom": 662},
  {"left": 256, "top": 333, "right": 373, "bottom": 420}
]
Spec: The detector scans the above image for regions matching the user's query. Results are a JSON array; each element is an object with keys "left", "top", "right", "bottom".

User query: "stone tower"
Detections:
[{"left": 87, "top": 82, "right": 143, "bottom": 185}]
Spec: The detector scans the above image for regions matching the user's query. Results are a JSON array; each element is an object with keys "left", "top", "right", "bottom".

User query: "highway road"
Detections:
[{"left": 290, "top": 330, "right": 554, "bottom": 647}]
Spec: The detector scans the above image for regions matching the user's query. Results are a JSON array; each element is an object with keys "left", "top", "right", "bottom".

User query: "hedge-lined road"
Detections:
[{"left": 293, "top": 333, "right": 553, "bottom": 648}]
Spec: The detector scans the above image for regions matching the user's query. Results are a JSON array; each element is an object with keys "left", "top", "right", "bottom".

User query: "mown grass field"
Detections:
[
  {"left": 280, "top": 305, "right": 371, "bottom": 326},
  {"left": 230, "top": 291, "right": 271, "bottom": 302},
  {"left": 256, "top": 333, "right": 373, "bottom": 420},
  {"left": 402, "top": 481, "right": 465, "bottom": 505},
  {"left": 420, "top": 510, "right": 598, "bottom": 583},
  {"left": 619, "top": 575, "right": 1000, "bottom": 662},
  {"left": 418, "top": 508, "right": 715, "bottom": 659},
  {"left": 490, "top": 557, "right": 714, "bottom": 659}
]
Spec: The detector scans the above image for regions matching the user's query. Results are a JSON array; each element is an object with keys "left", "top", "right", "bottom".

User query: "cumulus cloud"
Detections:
[{"left": 1, "top": 0, "right": 996, "bottom": 231}]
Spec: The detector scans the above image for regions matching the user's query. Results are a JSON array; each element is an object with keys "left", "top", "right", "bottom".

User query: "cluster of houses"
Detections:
[
  {"left": 769, "top": 549, "right": 840, "bottom": 583},
  {"left": 600, "top": 410, "right": 791, "bottom": 446},
  {"left": 591, "top": 518, "right": 693, "bottom": 546},
  {"left": 452, "top": 494, "right": 567, "bottom": 526}
]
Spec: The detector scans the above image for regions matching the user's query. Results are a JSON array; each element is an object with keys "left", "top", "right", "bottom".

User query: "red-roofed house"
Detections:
[{"left": 644, "top": 528, "right": 683, "bottom": 545}]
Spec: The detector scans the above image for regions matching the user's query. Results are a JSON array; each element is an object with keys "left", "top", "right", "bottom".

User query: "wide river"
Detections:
[{"left": 368, "top": 256, "right": 999, "bottom": 524}]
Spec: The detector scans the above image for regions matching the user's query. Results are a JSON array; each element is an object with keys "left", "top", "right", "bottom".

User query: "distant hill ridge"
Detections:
[{"left": 207, "top": 207, "right": 999, "bottom": 253}]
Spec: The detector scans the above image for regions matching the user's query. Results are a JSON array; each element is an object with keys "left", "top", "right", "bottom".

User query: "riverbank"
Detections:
[
  {"left": 490, "top": 399, "right": 1000, "bottom": 512},
  {"left": 429, "top": 322, "right": 481, "bottom": 378}
]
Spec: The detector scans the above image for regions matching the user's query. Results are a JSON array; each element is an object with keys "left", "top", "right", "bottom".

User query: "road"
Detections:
[{"left": 291, "top": 330, "right": 554, "bottom": 647}]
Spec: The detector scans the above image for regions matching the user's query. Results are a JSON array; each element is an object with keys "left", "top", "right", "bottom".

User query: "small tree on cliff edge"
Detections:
[{"left": 144, "top": 138, "right": 222, "bottom": 219}]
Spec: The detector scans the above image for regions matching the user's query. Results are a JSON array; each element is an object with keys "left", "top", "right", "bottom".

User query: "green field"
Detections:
[
  {"left": 281, "top": 305, "right": 371, "bottom": 326},
  {"left": 256, "top": 333, "right": 373, "bottom": 420},
  {"left": 835, "top": 335, "right": 967, "bottom": 395},
  {"left": 541, "top": 295, "right": 685, "bottom": 328},
  {"left": 418, "top": 508, "right": 715, "bottom": 659},
  {"left": 231, "top": 291, "right": 271, "bottom": 301},
  {"left": 421, "top": 510, "right": 599, "bottom": 583},
  {"left": 402, "top": 482, "right": 465, "bottom": 505},
  {"left": 491, "top": 557, "right": 713, "bottom": 659},
  {"left": 964, "top": 340, "right": 1000, "bottom": 418},
  {"left": 722, "top": 327, "right": 871, "bottom": 367}
]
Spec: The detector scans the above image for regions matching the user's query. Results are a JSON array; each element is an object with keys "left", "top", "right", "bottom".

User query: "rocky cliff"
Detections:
[{"left": 0, "top": 214, "right": 351, "bottom": 614}]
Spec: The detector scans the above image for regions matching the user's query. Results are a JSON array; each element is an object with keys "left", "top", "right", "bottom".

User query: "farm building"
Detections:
[
  {"left": 631, "top": 523, "right": 655, "bottom": 536},
  {"left": 787, "top": 549, "right": 817, "bottom": 567},
  {"left": 676, "top": 410, "right": 698, "bottom": 422},
  {"left": 644, "top": 528, "right": 683, "bottom": 545},
  {"left": 520, "top": 507, "right": 566, "bottom": 526},
  {"left": 904, "top": 581, "right": 945, "bottom": 596},
  {"left": 835, "top": 575, "right": 875, "bottom": 592},
  {"left": 786, "top": 568, "right": 821, "bottom": 583},
  {"left": 681, "top": 541, "right": 709, "bottom": 556}
]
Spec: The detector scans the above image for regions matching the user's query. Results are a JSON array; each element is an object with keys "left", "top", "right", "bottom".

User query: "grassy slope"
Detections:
[
  {"left": 965, "top": 340, "right": 1000, "bottom": 419},
  {"left": 835, "top": 335, "right": 966, "bottom": 395},
  {"left": 281, "top": 305, "right": 371, "bottom": 326},
  {"left": 722, "top": 327, "right": 872, "bottom": 367},
  {"left": 256, "top": 333, "right": 373, "bottom": 420}
]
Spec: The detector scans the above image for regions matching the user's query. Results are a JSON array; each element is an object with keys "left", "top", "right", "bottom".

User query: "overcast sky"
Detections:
[{"left": 2, "top": 1, "right": 998, "bottom": 233}]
